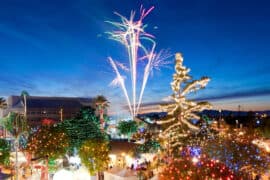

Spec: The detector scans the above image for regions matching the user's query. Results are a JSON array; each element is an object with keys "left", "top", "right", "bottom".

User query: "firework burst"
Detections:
[{"left": 107, "top": 6, "right": 171, "bottom": 117}]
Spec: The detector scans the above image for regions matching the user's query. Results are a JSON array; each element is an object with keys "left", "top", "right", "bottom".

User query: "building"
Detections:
[{"left": 0, "top": 95, "right": 95, "bottom": 126}]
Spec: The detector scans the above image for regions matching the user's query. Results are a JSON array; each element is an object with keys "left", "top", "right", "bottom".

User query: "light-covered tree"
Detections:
[
  {"left": 157, "top": 53, "right": 211, "bottom": 148},
  {"left": 203, "top": 128, "right": 270, "bottom": 177},
  {"left": 117, "top": 120, "right": 138, "bottom": 141},
  {"left": 26, "top": 125, "right": 69, "bottom": 159},
  {"left": 0, "top": 138, "right": 10, "bottom": 166},
  {"left": 26, "top": 125, "right": 69, "bottom": 180},
  {"left": 132, "top": 124, "right": 161, "bottom": 154},
  {"left": 94, "top": 95, "right": 110, "bottom": 130},
  {"left": 59, "top": 107, "right": 106, "bottom": 151},
  {"left": 159, "top": 154, "right": 235, "bottom": 180},
  {"left": 79, "top": 139, "right": 109, "bottom": 176}
]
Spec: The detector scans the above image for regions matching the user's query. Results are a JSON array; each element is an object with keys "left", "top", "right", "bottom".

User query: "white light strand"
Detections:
[{"left": 157, "top": 52, "right": 212, "bottom": 147}]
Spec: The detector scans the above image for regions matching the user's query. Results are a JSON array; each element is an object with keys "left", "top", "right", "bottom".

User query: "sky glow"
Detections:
[{"left": 0, "top": 0, "right": 269, "bottom": 114}]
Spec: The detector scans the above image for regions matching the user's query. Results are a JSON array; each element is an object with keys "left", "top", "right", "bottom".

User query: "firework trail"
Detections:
[
  {"left": 136, "top": 48, "right": 172, "bottom": 114},
  {"left": 108, "top": 57, "right": 133, "bottom": 116},
  {"left": 107, "top": 6, "right": 171, "bottom": 117}
]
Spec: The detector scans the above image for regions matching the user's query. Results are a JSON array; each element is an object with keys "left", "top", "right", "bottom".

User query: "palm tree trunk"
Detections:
[{"left": 24, "top": 95, "right": 27, "bottom": 121}]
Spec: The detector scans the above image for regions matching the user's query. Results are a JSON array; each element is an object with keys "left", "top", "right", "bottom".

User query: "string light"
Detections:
[{"left": 157, "top": 53, "right": 211, "bottom": 147}]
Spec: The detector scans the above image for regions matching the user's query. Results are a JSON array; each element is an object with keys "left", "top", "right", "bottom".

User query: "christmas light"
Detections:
[{"left": 157, "top": 53, "right": 211, "bottom": 147}]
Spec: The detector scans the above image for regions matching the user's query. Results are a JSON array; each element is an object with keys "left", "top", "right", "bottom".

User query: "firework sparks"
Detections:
[
  {"left": 115, "top": 61, "right": 129, "bottom": 72},
  {"left": 107, "top": 6, "right": 170, "bottom": 117},
  {"left": 136, "top": 48, "right": 172, "bottom": 114}
]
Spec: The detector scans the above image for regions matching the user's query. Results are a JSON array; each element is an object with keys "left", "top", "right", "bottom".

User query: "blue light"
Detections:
[
  {"left": 139, "top": 127, "right": 145, "bottom": 133},
  {"left": 189, "top": 146, "right": 201, "bottom": 157}
]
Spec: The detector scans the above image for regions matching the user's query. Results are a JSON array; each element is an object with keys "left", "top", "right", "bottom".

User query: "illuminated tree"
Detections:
[
  {"left": 117, "top": 120, "right": 138, "bottom": 141},
  {"left": 203, "top": 128, "right": 270, "bottom": 177},
  {"left": 26, "top": 125, "right": 69, "bottom": 159},
  {"left": 94, "top": 95, "right": 110, "bottom": 130},
  {"left": 159, "top": 154, "right": 235, "bottom": 180},
  {"left": 157, "top": 53, "right": 211, "bottom": 148},
  {"left": 79, "top": 139, "right": 109, "bottom": 176},
  {"left": 0, "top": 138, "right": 10, "bottom": 166},
  {"left": 59, "top": 107, "right": 106, "bottom": 151},
  {"left": 132, "top": 125, "right": 161, "bottom": 154},
  {"left": 136, "top": 139, "right": 161, "bottom": 155}
]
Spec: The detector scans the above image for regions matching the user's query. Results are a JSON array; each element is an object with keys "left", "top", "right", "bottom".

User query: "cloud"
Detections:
[
  {"left": 162, "top": 95, "right": 173, "bottom": 102},
  {"left": 194, "top": 88, "right": 270, "bottom": 101},
  {"left": 0, "top": 24, "right": 45, "bottom": 50}
]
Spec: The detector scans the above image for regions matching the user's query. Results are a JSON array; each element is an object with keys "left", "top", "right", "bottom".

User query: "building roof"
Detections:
[
  {"left": 27, "top": 97, "right": 81, "bottom": 108},
  {"left": 8, "top": 96, "right": 94, "bottom": 109}
]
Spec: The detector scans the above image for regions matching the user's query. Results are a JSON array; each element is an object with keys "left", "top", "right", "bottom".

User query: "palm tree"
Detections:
[
  {"left": 94, "top": 95, "right": 109, "bottom": 130},
  {"left": 0, "top": 97, "right": 7, "bottom": 138},
  {"left": 2, "top": 112, "right": 28, "bottom": 180},
  {"left": 0, "top": 97, "right": 7, "bottom": 109},
  {"left": 21, "top": 90, "right": 29, "bottom": 121}
]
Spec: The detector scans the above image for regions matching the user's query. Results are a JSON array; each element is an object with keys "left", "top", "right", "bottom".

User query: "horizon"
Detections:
[{"left": 0, "top": 0, "right": 270, "bottom": 114}]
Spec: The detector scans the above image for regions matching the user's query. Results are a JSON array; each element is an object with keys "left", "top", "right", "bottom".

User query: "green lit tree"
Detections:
[
  {"left": 0, "top": 138, "right": 10, "bottom": 166},
  {"left": 59, "top": 107, "right": 106, "bottom": 152},
  {"left": 157, "top": 53, "right": 211, "bottom": 149},
  {"left": 79, "top": 139, "right": 109, "bottom": 176},
  {"left": 132, "top": 124, "right": 161, "bottom": 154},
  {"left": 117, "top": 120, "right": 138, "bottom": 141},
  {"left": 136, "top": 139, "right": 161, "bottom": 155}
]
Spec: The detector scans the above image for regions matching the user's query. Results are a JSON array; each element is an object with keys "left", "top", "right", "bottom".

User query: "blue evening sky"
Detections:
[{"left": 0, "top": 0, "right": 269, "bottom": 114}]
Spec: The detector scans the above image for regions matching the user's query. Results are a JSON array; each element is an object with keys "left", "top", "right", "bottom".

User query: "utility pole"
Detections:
[{"left": 60, "top": 108, "right": 63, "bottom": 122}]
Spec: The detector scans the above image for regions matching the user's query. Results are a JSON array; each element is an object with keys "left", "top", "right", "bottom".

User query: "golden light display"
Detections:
[
  {"left": 79, "top": 139, "right": 110, "bottom": 176},
  {"left": 157, "top": 53, "right": 211, "bottom": 147},
  {"left": 26, "top": 125, "right": 69, "bottom": 159}
]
